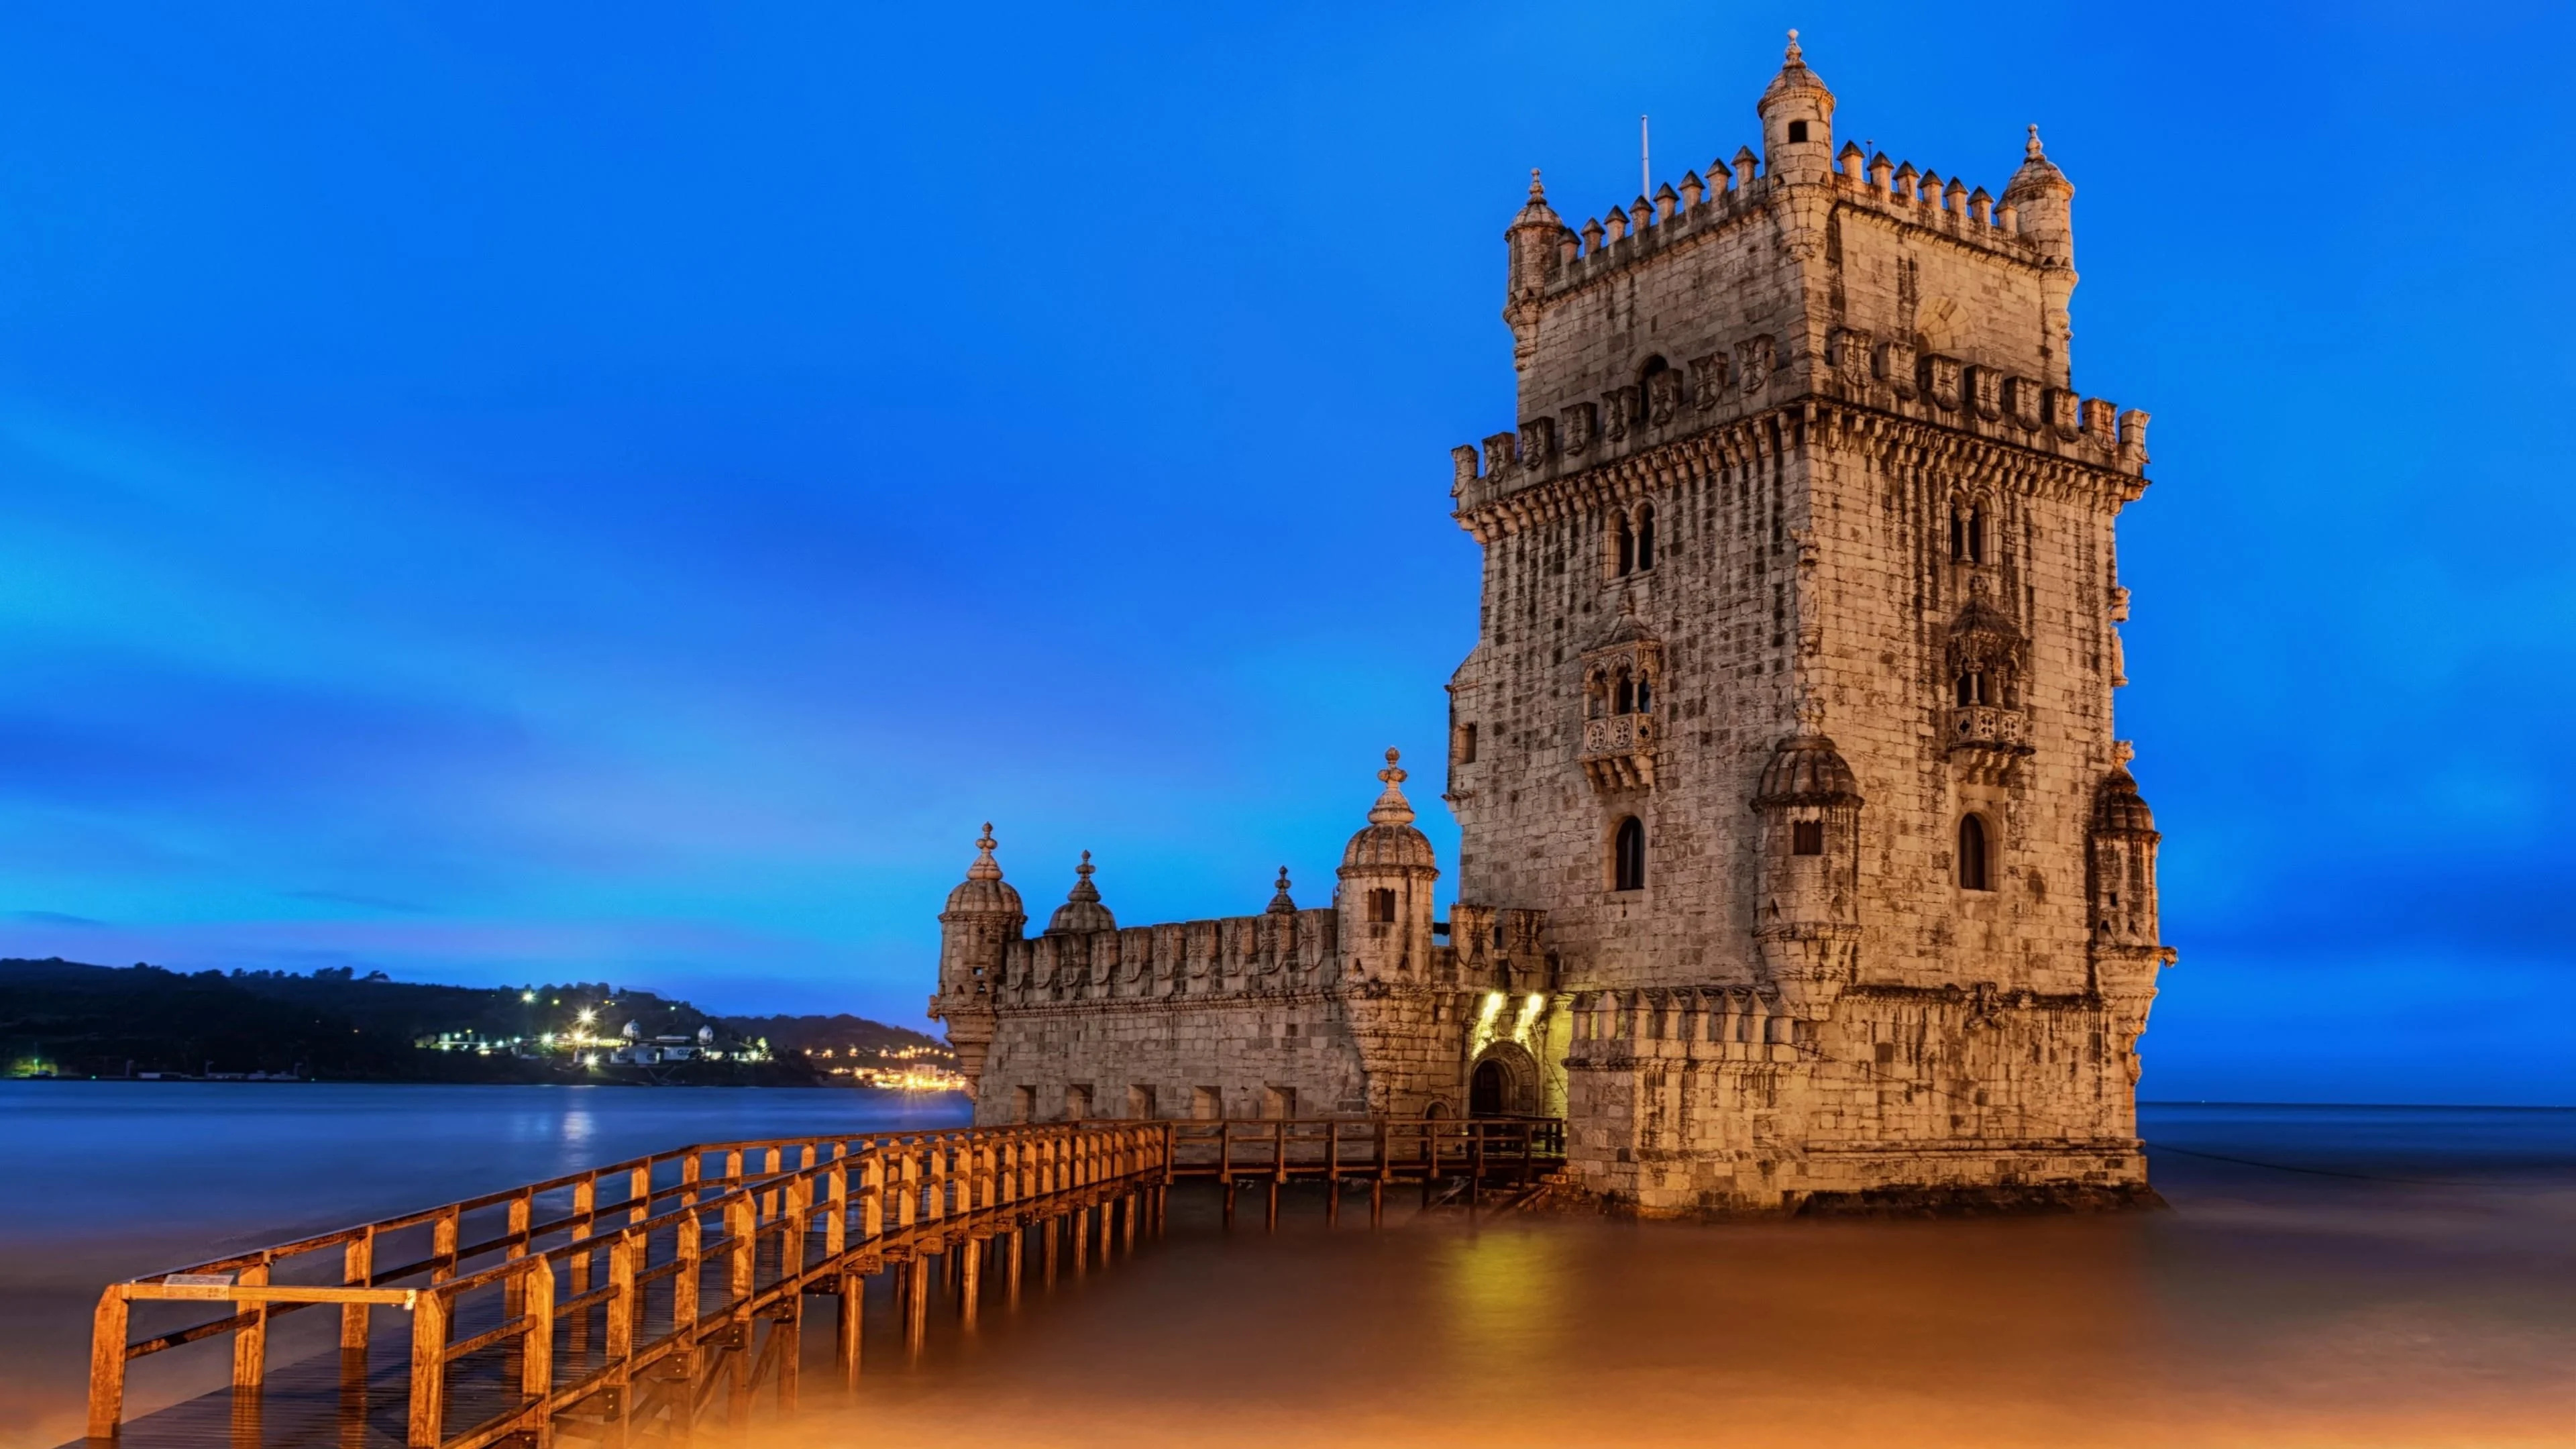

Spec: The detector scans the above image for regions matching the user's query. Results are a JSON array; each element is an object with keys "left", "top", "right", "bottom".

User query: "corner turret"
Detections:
[
  {"left": 1757, "top": 30, "right": 1836, "bottom": 184},
  {"left": 930, "top": 823, "right": 1022, "bottom": 1096},
  {"left": 2002, "top": 124, "right": 2078, "bottom": 384},
  {"left": 1335, "top": 749, "right": 1440, "bottom": 981},
  {"left": 1749, "top": 706, "right": 1866, "bottom": 1020},
  {"left": 1503, "top": 169, "right": 1566, "bottom": 373}
]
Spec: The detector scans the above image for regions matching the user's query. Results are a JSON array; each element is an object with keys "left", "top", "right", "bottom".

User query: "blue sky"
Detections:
[{"left": 0, "top": 3, "right": 2569, "bottom": 1103}]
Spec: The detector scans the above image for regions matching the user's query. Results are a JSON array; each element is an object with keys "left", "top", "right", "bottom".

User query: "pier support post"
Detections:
[
  {"left": 1006, "top": 1227, "right": 1024, "bottom": 1307},
  {"left": 835, "top": 1273, "right": 863, "bottom": 1388},
  {"left": 961, "top": 1238, "right": 981, "bottom": 1332},
  {"left": 87, "top": 1288, "right": 127, "bottom": 1444},
  {"left": 903, "top": 1258, "right": 928, "bottom": 1361}
]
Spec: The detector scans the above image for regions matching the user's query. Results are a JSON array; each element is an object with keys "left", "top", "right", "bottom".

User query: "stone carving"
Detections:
[
  {"left": 1877, "top": 337, "right": 1919, "bottom": 398},
  {"left": 1830, "top": 327, "right": 1873, "bottom": 387},
  {"left": 1735, "top": 334, "right": 1775, "bottom": 393},
  {"left": 1645, "top": 369, "right": 1680, "bottom": 425},
  {"left": 1688, "top": 354, "right": 1729, "bottom": 409},
  {"left": 1967, "top": 364, "right": 2003, "bottom": 421},
  {"left": 1601, "top": 385, "right": 1636, "bottom": 441},
  {"left": 1562, "top": 400, "right": 1598, "bottom": 453},
  {"left": 1517, "top": 415, "right": 1555, "bottom": 470},
  {"left": 1925, "top": 354, "right": 1963, "bottom": 411}
]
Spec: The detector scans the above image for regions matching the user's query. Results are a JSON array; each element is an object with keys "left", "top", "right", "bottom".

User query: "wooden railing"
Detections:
[
  {"left": 1167, "top": 1116, "right": 1566, "bottom": 1225},
  {"left": 86, "top": 1121, "right": 1170, "bottom": 1449}
]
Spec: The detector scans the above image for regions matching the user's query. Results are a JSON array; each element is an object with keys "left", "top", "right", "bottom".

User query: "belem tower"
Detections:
[{"left": 930, "top": 36, "right": 2174, "bottom": 1214}]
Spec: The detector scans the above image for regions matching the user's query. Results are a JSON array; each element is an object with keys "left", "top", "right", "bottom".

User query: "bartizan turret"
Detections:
[
  {"left": 1751, "top": 705, "right": 1865, "bottom": 1021},
  {"left": 1335, "top": 749, "right": 1439, "bottom": 983},
  {"left": 928, "top": 823, "right": 1021, "bottom": 1094},
  {"left": 2088, "top": 745, "right": 2171, "bottom": 1081}
]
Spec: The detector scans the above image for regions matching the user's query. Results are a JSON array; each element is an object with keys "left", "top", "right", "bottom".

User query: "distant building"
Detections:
[{"left": 930, "top": 37, "right": 2170, "bottom": 1215}]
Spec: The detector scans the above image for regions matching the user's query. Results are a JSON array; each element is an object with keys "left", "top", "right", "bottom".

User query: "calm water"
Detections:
[{"left": 3, "top": 1086, "right": 2571, "bottom": 1448}]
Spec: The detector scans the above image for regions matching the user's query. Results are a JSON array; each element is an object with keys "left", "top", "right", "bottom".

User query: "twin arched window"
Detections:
[
  {"left": 1955, "top": 670, "right": 1991, "bottom": 707},
  {"left": 1613, "top": 504, "right": 1657, "bottom": 576},
  {"left": 1949, "top": 502, "right": 1987, "bottom": 564},
  {"left": 1957, "top": 814, "right": 1991, "bottom": 891},
  {"left": 1612, "top": 817, "right": 1647, "bottom": 892}
]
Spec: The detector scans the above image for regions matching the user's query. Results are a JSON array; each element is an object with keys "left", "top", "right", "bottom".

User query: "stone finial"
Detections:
[
  {"left": 967, "top": 822, "right": 1003, "bottom": 881},
  {"left": 1067, "top": 849, "right": 1100, "bottom": 902},
  {"left": 2027, "top": 123, "right": 2045, "bottom": 160},
  {"left": 1368, "top": 748, "right": 1416, "bottom": 826},
  {"left": 1267, "top": 867, "right": 1297, "bottom": 914},
  {"left": 2112, "top": 739, "right": 2137, "bottom": 767},
  {"left": 1528, "top": 167, "right": 1546, "bottom": 199},
  {"left": 1794, "top": 697, "right": 1827, "bottom": 735},
  {"left": 1784, "top": 27, "right": 1801, "bottom": 62}
]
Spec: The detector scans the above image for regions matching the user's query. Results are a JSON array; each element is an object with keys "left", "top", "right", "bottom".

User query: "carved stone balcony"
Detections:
[
  {"left": 1580, "top": 712, "right": 1657, "bottom": 792},
  {"left": 1946, "top": 704, "right": 2032, "bottom": 783}
]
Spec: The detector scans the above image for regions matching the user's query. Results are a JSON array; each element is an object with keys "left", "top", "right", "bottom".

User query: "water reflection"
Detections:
[{"left": 3, "top": 1093, "right": 2571, "bottom": 1449}]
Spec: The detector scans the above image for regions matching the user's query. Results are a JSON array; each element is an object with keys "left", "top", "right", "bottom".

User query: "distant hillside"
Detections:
[
  {"left": 723, "top": 1013, "right": 949, "bottom": 1062},
  {"left": 0, "top": 959, "right": 934, "bottom": 1085}
]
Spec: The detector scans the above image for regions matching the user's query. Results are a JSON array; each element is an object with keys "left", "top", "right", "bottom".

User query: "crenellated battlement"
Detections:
[
  {"left": 1549, "top": 141, "right": 2043, "bottom": 299},
  {"left": 992, "top": 908, "right": 1342, "bottom": 1005}
]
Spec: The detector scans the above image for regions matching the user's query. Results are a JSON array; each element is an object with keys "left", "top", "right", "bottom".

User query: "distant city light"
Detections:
[{"left": 521, "top": 991, "right": 535, "bottom": 1003}]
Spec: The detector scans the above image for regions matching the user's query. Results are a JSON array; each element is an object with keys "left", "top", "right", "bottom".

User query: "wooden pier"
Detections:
[{"left": 80, "top": 1116, "right": 1562, "bottom": 1449}]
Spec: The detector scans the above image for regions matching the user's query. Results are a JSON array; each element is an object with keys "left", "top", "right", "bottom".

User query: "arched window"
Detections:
[
  {"left": 1955, "top": 671, "right": 1988, "bottom": 706},
  {"left": 1635, "top": 503, "right": 1656, "bottom": 570},
  {"left": 1949, "top": 504, "right": 1986, "bottom": 564},
  {"left": 1792, "top": 820, "right": 1824, "bottom": 855},
  {"left": 1634, "top": 676, "right": 1652, "bottom": 712},
  {"left": 1613, "top": 817, "right": 1647, "bottom": 892},
  {"left": 1615, "top": 513, "right": 1636, "bottom": 576},
  {"left": 1957, "top": 814, "right": 1990, "bottom": 891},
  {"left": 1366, "top": 887, "right": 1397, "bottom": 922},
  {"left": 1613, "top": 669, "right": 1633, "bottom": 714}
]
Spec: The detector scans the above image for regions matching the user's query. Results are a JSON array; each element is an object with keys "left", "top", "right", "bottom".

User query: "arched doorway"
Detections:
[{"left": 1466, "top": 1041, "right": 1542, "bottom": 1117}]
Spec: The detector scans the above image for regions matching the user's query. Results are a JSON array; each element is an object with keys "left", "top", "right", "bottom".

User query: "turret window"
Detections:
[
  {"left": 1957, "top": 814, "right": 1992, "bottom": 891},
  {"left": 1788, "top": 120, "right": 1809, "bottom": 143},
  {"left": 1366, "top": 888, "right": 1397, "bottom": 923},
  {"left": 1792, "top": 820, "right": 1824, "bottom": 855},
  {"left": 1612, "top": 817, "right": 1647, "bottom": 892}
]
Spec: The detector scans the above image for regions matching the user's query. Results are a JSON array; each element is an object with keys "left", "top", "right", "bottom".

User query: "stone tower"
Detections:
[{"left": 1443, "top": 34, "right": 2173, "bottom": 1210}]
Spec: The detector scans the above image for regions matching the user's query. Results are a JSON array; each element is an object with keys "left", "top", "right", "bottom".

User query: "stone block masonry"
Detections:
[{"left": 931, "top": 32, "right": 2171, "bottom": 1215}]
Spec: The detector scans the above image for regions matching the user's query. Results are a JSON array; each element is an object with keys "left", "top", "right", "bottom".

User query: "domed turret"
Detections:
[
  {"left": 1044, "top": 851, "right": 1118, "bottom": 934},
  {"left": 931, "top": 823, "right": 1024, "bottom": 1099},
  {"left": 1754, "top": 731, "right": 1864, "bottom": 807},
  {"left": 1757, "top": 30, "right": 1836, "bottom": 183},
  {"left": 1751, "top": 708, "right": 1865, "bottom": 1021},
  {"left": 2088, "top": 750, "right": 2163, "bottom": 955},
  {"left": 2002, "top": 124, "right": 2077, "bottom": 377},
  {"left": 943, "top": 822, "right": 1024, "bottom": 918},
  {"left": 1336, "top": 749, "right": 1440, "bottom": 981},
  {"left": 1341, "top": 749, "right": 1438, "bottom": 871},
  {"left": 2092, "top": 767, "right": 2157, "bottom": 837}
]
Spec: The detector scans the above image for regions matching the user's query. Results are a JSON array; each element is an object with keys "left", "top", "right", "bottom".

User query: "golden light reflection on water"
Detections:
[{"left": 794, "top": 1179, "right": 2576, "bottom": 1449}]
